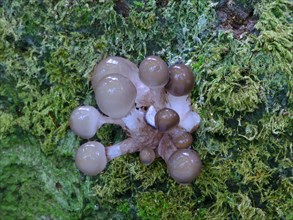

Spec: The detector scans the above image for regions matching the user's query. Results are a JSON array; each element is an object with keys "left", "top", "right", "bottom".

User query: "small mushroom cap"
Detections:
[
  {"left": 167, "top": 149, "right": 202, "bottom": 184},
  {"left": 172, "top": 132, "right": 193, "bottom": 149},
  {"left": 95, "top": 73, "right": 137, "bottom": 119},
  {"left": 165, "top": 64, "right": 195, "bottom": 96},
  {"left": 139, "top": 147, "right": 156, "bottom": 165},
  {"left": 75, "top": 141, "right": 107, "bottom": 176},
  {"left": 155, "top": 108, "right": 180, "bottom": 132},
  {"left": 139, "top": 56, "right": 169, "bottom": 88},
  {"left": 69, "top": 106, "right": 100, "bottom": 139}
]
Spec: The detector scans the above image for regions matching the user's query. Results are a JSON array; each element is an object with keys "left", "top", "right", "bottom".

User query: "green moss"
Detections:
[
  {"left": 136, "top": 184, "right": 197, "bottom": 220},
  {"left": 0, "top": 134, "right": 99, "bottom": 219},
  {"left": 0, "top": 0, "right": 292, "bottom": 219}
]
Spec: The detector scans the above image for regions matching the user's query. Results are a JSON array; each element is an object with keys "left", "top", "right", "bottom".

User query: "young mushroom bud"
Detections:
[
  {"left": 165, "top": 64, "right": 195, "bottom": 96},
  {"left": 139, "top": 55, "right": 169, "bottom": 88},
  {"left": 75, "top": 141, "right": 107, "bottom": 176},
  {"left": 139, "top": 147, "right": 156, "bottom": 166},
  {"left": 167, "top": 149, "right": 202, "bottom": 184},
  {"left": 69, "top": 106, "right": 100, "bottom": 139},
  {"left": 155, "top": 108, "right": 180, "bottom": 132},
  {"left": 95, "top": 73, "right": 137, "bottom": 119},
  {"left": 172, "top": 132, "right": 193, "bottom": 149}
]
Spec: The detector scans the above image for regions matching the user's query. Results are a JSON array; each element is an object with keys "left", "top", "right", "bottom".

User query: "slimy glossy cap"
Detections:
[
  {"left": 165, "top": 64, "right": 195, "bottom": 96},
  {"left": 95, "top": 73, "right": 137, "bottom": 119},
  {"left": 155, "top": 108, "right": 180, "bottom": 132},
  {"left": 69, "top": 106, "right": 100, "bottom": 139},
  {"left": 139, "top": 56, "right": 169, "bottom": 88},
  {"left": 75, "top": 141, "right": 107, "bottom": 176},
  {"left": 172, "top": 132, "right": 193, "bottom": 149},
  {"left": 167, "top": 149, "right": 202, "bottom": 184},
  {"left": 91, "top": 56, "right": 137, "bottom": 91},
  {"left": 139, "top": 147, "right": 156, "bottom": 165}
]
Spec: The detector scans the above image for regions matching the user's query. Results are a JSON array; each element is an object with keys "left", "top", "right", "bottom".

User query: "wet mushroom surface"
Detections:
[
  {"left": 70, "top": 56, "right": 202, "bottom": 184},
  {"left": 166, "top": 64, "right": 195, "bottom": 96}
]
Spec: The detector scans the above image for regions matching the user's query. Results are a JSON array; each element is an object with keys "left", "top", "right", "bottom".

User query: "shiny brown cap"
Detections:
[
  {"left": 167, "top": 149, "right": 202, "bottom": 184},
  {"left": 139, "top": 147, "right": 156, "bottom": 165},
  {"left": 165, "top": 64, "right": 195, "bottom": 96},
  {"left": 155, "top": 108, "right": 179, "bottom": 132},
  {"left": 95, "top": 73, "right": 137, "bottom": 119},
  {"left": 172, "top": 132, "right": 193, "bottom": 149},
  {"left": 75, "top": 141, "right": 107, "bottom": 176},
  {"left": 139, "top": 56, "right": 169, "bottom": 88}
]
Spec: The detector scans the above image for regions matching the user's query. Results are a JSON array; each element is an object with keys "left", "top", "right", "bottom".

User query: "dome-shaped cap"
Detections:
[
  {"left": 172, "top": 132, "right": 193, "bottom": 149},
  {"left": 139, "top": 56, "right": 169, "bottom": 88},
  {"left": 165, "top": 64, "right": 195, "bottom": 96},
  {"left": 155, "top": 108, "right": 180, "bottom": 132},
  {"left": 139, "top": 147, "right": 156, "bottom": 165},
  {"left": 95, "top": 73, "right": 137, "bottom": 119},
  {"left": 75, "top": 141, "right": 107, "bottom": 176},
  {"left": 69, "top": 106, "right": 100, "bottom": 139},
  {"left": 167, "top": 149, "right": 202, "bottom": 184},
  {"left": 91, "top": 56, "right": 138, "bottom": 91}
]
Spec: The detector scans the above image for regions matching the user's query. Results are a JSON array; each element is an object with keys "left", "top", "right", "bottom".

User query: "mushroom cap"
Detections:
[
  {"left": 165, "top": 64, "right": 195, "bottom": 96},
  {"left": 139, "top": 147, "right": 156, "bottom": 165},
  {"left": 91, "top": 56, "right": 138, "bottom": 91},
  {"left": 69, "top": 106, "right": 100, "bottom": 139},
  {"left": 172, "top": 132, "right": 193, "bottom": 149},
  {"left": 139, "top": 55, "right": 169, "bottom": 88},
  {"left": 167, "top": 149, "right": 202, "bottom": 184},
  {"left": 155, "top": 108, "right": 180, "bottom": 132},
  {"left": 95, "top": 73, "right": 137, "bottom": 119},
  {"left": 75, "top": 141, "right": 107, "bottom": 176}
]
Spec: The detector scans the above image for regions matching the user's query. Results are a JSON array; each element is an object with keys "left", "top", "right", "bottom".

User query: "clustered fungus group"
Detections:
[{"left": 69, "top": 56, "right": 202, "bottom": 184}]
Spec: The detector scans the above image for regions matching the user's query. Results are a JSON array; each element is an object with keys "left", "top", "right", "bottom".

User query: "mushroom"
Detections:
[
  {"left": 75, "top": 141, "right": 107, "bottom": 176},
  {"left": 95, "top": 73, "right": 137, "bottom": 119},
  {"left": 165, "top": 64, "right": 195, "bottom": 96},
  {"left": 91, "top": 56, "right": 165, "bottom": 110},
  {"left": 139, "top": 55, "right": 169, "bottom": 88},
  {"left": 167, "top": 149, "right": 202, "bottom": 184},
  {"left": 70, "top": 56, "right": 202, "bottom": 184},
  {"left": 91, "top": 56, "right": 138, "bottom": 91},
  {"left": 69, "top": 106, "right": 100, "bottom": 139},
  {"left": 172, "top": 132, "right": 193, "bottom": 149},
  {"left": 155, "top": 108, "right": 180, "bottom": 132},
  {"left": 139, "top": 147, "right": 156, "bottom": 165}
]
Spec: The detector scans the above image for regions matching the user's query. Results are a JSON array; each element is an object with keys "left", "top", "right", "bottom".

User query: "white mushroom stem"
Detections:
[
  {"left": 145, "top": 105, "right": 157, "bottom": 128},
  {"left": 166, "top": 94, "right": 201, "bottom": 132},
  {"left": 121, "top": 108, "right": 149, "bottom": 132},
  {"left": 96, "top": 112, "right": 125, "bottom": 129},
  {"left": 106, "top": 138, "right": 138, "bottom": 161},
  {"left": 180, "top": 111, "right": 201, "bottom": 132}
]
